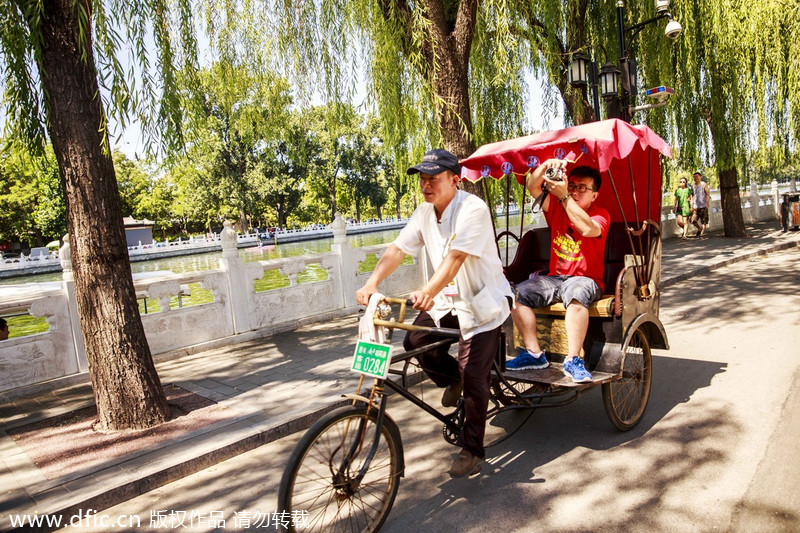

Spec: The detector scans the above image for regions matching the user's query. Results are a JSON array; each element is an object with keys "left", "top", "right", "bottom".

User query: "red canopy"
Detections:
[{"left": 459, "top": 119, "right": 672, "bottom": 224}]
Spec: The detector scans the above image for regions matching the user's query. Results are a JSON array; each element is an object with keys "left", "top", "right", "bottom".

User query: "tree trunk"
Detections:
[
  {"left": 408, "top": 0, "right": 482, "bottom": 199},
  {"left": 36, "top": 0, "right": 170, "bottom": 430},
  {"left": 707, "top": 111, "right": 748, "bottom": 238},
  {"left": 718, "top": 166, "right": 748, "bottom": 237},
  {"left": 433, "top": 49, "right": 482, "bottom": 199},
  {"left": 278, "top": 206, "right": 286, "bottom": 228}
]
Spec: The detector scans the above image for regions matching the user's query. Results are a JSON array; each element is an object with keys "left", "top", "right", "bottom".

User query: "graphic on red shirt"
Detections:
[{"left": 553, "top": 232, "right": 583, "bottom": 267}]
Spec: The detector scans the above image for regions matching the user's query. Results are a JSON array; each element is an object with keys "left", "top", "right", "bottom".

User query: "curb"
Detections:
[
  {"left": 4, "top": 399, "right": 350, "bottom": 533},
  {"left": 661, "top": 239, "right": 799, "bottom": 288}
]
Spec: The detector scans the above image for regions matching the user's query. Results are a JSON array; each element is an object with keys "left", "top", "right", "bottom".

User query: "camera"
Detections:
[
  {"left": 664, "top": 19, "right": 682, "bottom": 40},
  {"left": 544, "top": 167, "right": 563, "bottom": 181}
]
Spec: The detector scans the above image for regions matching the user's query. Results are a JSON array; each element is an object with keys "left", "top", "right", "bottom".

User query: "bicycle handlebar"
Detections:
[
  {"left": 371, "top": 296, "right": 461, "bottom": 339},
  {"left": 372, "top": 318, "right": 461, "bottom": 338}
]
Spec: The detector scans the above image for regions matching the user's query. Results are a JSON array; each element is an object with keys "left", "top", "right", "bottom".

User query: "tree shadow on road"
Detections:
[{"left": 381, "top": 351, "right": 730, "bottom": 532}]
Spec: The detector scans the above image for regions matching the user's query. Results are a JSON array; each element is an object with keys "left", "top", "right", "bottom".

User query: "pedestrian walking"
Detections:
[
  {"left": 673, "top": 177, "right": 693, "bottom": 239},
  {"left": 691, "top": 171, "right": 710, "bottom": 237}
]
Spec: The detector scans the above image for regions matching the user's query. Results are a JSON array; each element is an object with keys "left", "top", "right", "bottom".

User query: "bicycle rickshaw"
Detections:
[{"left": 278, "top": 119, "right": 672, "bottom": 532}]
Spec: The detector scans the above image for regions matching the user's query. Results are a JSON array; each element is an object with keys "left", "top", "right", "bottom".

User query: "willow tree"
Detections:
[
  {"left": 653, "top": 0, "right": 799, "bottom": 237},
  {"left": 269, "top": 0, "right": 655, "bottom": 176},
  {"left": 272, "top": 0, "right": 536, "bottom": 197},
  {"left": 0, "top": 0, "right": 202, "bottom": 430},
  {"left": 179, "top": 62, "right": 293, "bottom": 232},
  {"left": 520, "top": 0, "right": 798, "bottom": 237}
]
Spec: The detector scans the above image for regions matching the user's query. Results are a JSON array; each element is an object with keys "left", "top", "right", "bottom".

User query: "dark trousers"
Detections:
[{"left": 403, "top": 311, "right": 501, "bottom": 459}]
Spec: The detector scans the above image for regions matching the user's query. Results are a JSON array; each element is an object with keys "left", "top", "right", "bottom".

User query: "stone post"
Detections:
[
  {"left": 749, "top": 179, "right": 760, "bottom": 221},
  {"left": 218, "top": 220, "right": 253, "bottom": 334},
  {"left": 331, "top": 212, "right": 362, "bottom": 308},
  {"left": 60, "top": 234, "right": 88, "bottom": 372},
  {"left": 772, "top": 180, "right": 781, "bottom": 218}
]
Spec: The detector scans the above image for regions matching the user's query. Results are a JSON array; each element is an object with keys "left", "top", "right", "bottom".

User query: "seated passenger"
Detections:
[{"left": 505, "top": 161, "right": 610, "bottom": 382}]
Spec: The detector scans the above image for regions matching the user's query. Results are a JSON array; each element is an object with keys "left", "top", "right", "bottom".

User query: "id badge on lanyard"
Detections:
[{"left": 443, "top": 278, "right": 459, "bottom": 297}]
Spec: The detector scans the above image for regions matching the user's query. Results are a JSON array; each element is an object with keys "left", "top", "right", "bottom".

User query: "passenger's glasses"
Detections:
[{"left": 567, "top": 183, "right": 594, "bottom": 193}]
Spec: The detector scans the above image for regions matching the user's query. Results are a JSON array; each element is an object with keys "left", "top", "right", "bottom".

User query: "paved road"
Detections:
[{"left": 61, "top": 247, "right": 800, "bottom": 532}]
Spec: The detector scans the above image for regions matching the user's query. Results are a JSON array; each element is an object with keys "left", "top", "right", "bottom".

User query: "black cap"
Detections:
[
  {"left": 693, "top": 170, "right": 703, "bottom": 176},
  {"left": 406, "top": 149, "right": 461, "bottom": 176}
]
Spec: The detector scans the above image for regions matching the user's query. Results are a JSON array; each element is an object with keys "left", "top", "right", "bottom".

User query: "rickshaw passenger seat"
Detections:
[
  {"left": 502, "top": 227, "right": 550, "bottom": 285},
  {"left": 601, "top": 222, "right": 630, "bottom": 301}
]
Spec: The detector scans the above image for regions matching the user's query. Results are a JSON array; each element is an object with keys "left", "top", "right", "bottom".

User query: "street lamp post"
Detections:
[
  {"left": 616, "top": 0, "right": 682, "bottom": 122},
  {"left": 568, "top": 50, "right": 619, "bottom": 122},
  {"left": 569, "top": 0, "right": 682, "bottom": 123}
]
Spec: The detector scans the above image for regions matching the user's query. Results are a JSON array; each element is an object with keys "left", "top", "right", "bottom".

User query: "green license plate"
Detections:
[{"left": 351, "top": 340, "right": 393, "bottom": 379}]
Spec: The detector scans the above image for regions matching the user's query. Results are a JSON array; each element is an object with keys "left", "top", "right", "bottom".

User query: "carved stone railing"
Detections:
[
  {"left": 0, "top": 215, "right": 425, "bottom": 398},
  {"left": 659, "top": 189, "right": 779, "bottom": 238}
]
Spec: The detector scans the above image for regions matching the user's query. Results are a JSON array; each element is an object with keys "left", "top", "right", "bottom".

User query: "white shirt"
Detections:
[{"left": 394, "top": 190, "right": 512, "bottom": 339}]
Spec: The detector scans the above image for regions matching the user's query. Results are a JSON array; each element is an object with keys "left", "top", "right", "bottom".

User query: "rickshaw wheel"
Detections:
[
  {"left": 602, "top": 328, "right": 652, "bottom": 431},
  {"left": 278, "top": 405, "right": 403, "bottom": 532}
]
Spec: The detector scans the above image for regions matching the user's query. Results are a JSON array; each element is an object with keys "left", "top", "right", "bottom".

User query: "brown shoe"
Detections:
[
  {"left": 449, "top": 449, "right": 481, "bottom": 477},
  {"left": 441, "top": 381, "right": 463, "bottom": 407}
]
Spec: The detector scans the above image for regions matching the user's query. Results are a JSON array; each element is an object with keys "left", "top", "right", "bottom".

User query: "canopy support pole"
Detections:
[
  {"left": 606, "top": 168, "right": 646, "bottom": 287},
  {"left": 483, "top": 178, "right": 502, "bottom": 260},
  {"left": 519, "top": 174, "right": 527, "bottom": 243},
  {"left": 505, "top": 173, "right": 512, "bottom": 265},
  {"left": 645, "top": 147, "right": 653, "bottom": 282},
  {"left": 627, "top": 157, "right": 645, "bottom": 283}
]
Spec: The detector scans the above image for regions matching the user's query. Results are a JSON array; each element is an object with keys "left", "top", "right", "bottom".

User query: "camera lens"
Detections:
[{"left": 545, "top": 168, "right": 562, "bottom": 181}]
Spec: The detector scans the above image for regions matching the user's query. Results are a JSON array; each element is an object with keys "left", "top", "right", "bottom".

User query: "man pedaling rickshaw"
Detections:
[
  {"left": 505, "top": 159, "right": 610, "bottom": 383},
  {"left": 355, "top": 149, "right": 513, "bottom": 478}
]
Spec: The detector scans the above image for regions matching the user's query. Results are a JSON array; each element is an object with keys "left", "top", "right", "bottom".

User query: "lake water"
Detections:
[
  {"left": 0, "top": 213, "right": 540, "bottom": 287},
  {"left": 0, "top": 229, "right": 405, "bottom": 286}
]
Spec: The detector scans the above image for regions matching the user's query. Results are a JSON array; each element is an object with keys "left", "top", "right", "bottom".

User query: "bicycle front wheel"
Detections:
[{"left": 278, "top": 405, "right": 404, "bottom": 532}]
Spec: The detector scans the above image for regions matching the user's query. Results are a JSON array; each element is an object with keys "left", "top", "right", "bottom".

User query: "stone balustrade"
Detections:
[
  {"left": 660, "top": 187, "right": 781, "bottom": 238},
  {"left": 0, "top": 216, "right": 423, "bottom": 398},
  {"left": 0, "top": 218, "right": 414, "bottom": 277}
]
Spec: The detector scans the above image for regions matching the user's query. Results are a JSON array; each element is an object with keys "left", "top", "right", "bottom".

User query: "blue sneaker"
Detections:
[
  {"left": 562, "top": 356, "right": 592, "bottom": 383},
  {"left": 505, "top": 349, "right": 549, "bottom": 371}
]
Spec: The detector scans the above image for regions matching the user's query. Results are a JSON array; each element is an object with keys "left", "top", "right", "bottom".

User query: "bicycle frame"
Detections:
[{"left": 351, "top": 298, "right": 592, "bottom": 456}]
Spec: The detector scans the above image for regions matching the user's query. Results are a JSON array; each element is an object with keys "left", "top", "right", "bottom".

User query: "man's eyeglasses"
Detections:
[{"left": 567, "top": 183, "right": 595, "bottom": 193}]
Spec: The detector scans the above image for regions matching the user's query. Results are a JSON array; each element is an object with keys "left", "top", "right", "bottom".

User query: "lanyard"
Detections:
[{"left": 441, "top": 192, "right": 462, "bottom": 257}]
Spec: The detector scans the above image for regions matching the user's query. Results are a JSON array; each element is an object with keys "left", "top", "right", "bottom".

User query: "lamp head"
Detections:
[
  {"left": 665, "top": 19, "right": 683, "bottom": 39},
  {"left": 569, "top": 52, "right": 591, "bottom": 86},
  {"left": 599, "top": 62, "right": 621, "bottom": 98}
]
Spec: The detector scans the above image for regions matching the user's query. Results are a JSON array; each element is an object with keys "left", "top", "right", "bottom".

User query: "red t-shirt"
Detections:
[{"left": 544, "top": 199, "right": 610, "bottom": 291}]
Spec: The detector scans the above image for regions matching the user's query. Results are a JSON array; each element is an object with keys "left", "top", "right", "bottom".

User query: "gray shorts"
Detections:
[{"left": 514, "top": 274, "right": 602, "bottom": 309}]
